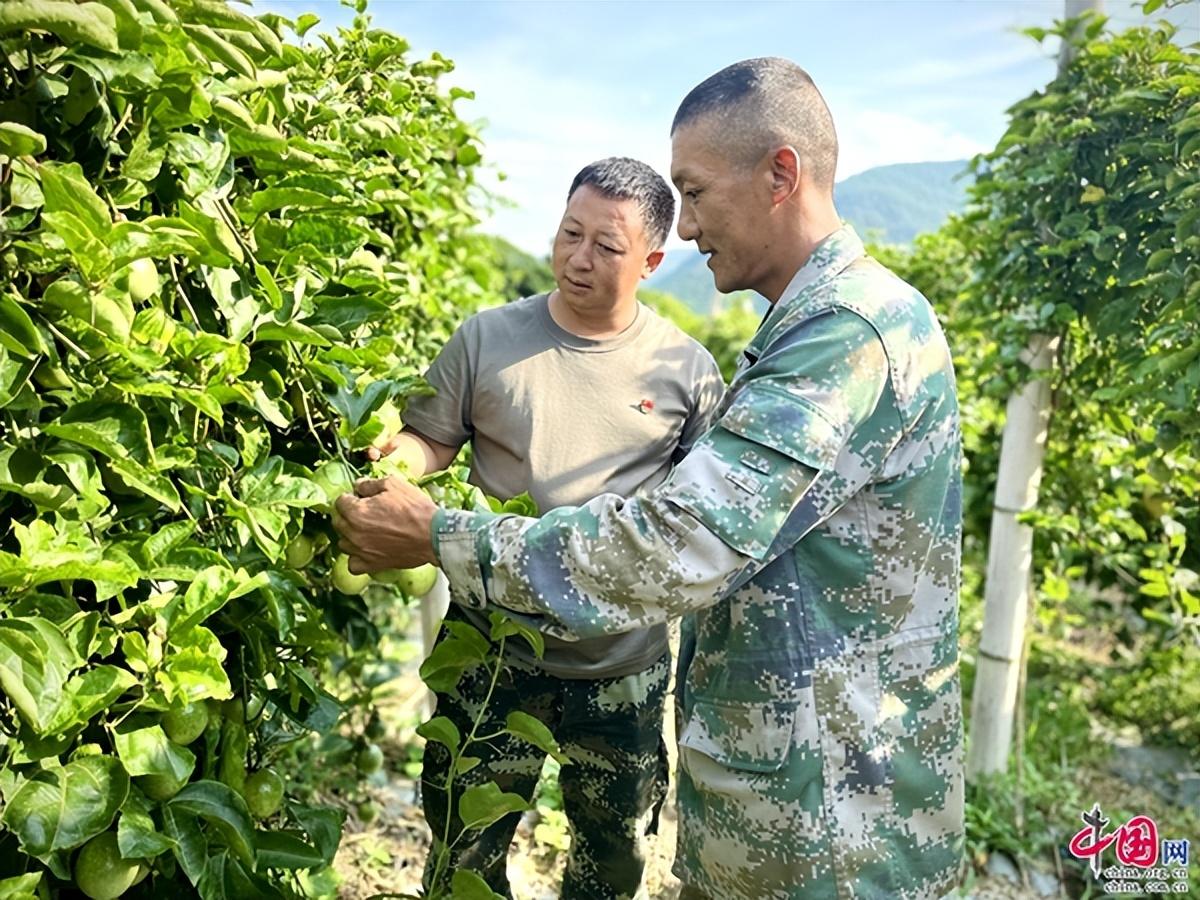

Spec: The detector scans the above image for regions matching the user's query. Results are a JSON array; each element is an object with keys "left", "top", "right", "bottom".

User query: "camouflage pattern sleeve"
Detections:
[{"left": 433, "top": 310, "right": 891, "bottom": 641}]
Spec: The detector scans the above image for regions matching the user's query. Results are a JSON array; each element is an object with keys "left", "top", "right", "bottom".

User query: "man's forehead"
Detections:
[
  {"left": 670, "top": 123, "right": 719, "bottom": 183},
  {"left": 563, "top": 190, "right": 644, "bottom": 239}
]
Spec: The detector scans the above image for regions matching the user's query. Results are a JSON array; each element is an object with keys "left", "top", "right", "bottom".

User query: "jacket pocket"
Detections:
[
  {"left": 667, "top": 385, "right": 843, "bottom": 560},
  {"left": 678, "top": 697, "right": 795, "bottom": 773}
]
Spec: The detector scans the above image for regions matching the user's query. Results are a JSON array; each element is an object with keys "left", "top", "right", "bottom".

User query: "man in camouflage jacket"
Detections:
[{"left": 335, "top": 57, "right": 965, "bottom": 900}]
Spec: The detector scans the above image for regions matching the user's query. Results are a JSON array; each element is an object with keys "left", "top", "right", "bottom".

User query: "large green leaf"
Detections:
[
  {"left": 38, "top": 161, "right": 111, "bottom": 237},
  {"left": 43, "top": 664, "right": 137, "bottom": 734},
  {"left": 415, "top": 716, "right": 460, "bottom": 754},
  {"left": 165, "top": 566, "right": 269, "bottom": 637},
  {"left": 504, "top": 711, "right": 568, "bottom": 765},
  {"left": 115, "top": 724, "right": 197, "bottom": 780},
  {"left": 0, "top": 617, "right": 70, "bottom": 733},
  {"left": 450, "top": 870, "right": 506, "bottom": 900},
  {"left": 0, "top": 1, "right": 119, "bottom": 53},
  {"left": 0, "top": 520, "right": 142, "bottom": 591},
  {"left": 162, "top": 805, "right": 207, "bottom": 886},
  {"left": 290, "top": 806, "right": 344, "bottom": 864},
  {"left": 167, "top": 780, "right": 257, "bottom": 868},
  {"left": 254, "top": 830, "right": 325, "bottom": 869},
  {"left": 0, "top": 756, "right": 129, "bottom": 856},
  {"left": 159, "top": 624, "right": 233, "bottom": 704},
  {"left": 118, "top": 789, "right": 176, "bottom": 859},
  {"left": 457, "top": 782, "right": 528, "bottom": 833},
  {"left": 0, "top": 292, "right": 47, "bottom": 358},
  {"left": 418, "top": 631, "right": 487, "bottom": 693}
]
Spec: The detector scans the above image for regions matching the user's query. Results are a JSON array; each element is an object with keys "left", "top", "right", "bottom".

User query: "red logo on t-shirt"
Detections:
[{"left": 634, "top": 398, "right": 654, "bottom": 414}]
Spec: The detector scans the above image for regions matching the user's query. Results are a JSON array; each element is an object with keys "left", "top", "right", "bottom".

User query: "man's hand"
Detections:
[
  {"left": 365, "top": 433, "right": 405, "bottom": 462},
  {"left": 333, "top": 476, "right": 438, "bottom": 573}
]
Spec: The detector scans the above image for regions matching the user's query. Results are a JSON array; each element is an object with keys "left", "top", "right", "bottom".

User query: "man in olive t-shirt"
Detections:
[{"left": 373, "top": 157, "right": 723, "bottom": 898}]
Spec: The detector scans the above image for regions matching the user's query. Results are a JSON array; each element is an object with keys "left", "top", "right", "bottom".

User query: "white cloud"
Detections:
[
  {"left": 833, "top": 108, "right": 989, "bottom": 180},
  {"left": 447, "top": 52, "right": 674, "bottom": 255}
]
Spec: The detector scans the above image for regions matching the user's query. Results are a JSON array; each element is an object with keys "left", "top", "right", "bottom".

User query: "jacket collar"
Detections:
[{"left": 743, "top": 224, "right": 865, "bottom": 364}]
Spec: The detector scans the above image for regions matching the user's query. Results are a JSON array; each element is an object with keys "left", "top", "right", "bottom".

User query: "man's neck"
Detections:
[
  {"left": 763, "top": 204, "right": 844, "bottom": 305},
  {"left": 547, "top": 290, "right": 639, "bottom": 339}
]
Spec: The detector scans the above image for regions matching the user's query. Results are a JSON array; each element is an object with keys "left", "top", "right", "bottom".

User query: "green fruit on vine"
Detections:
[
  {"left": 379, "top": 563, "right": 438, "bottom": 597},
  {"left": 357, "top": 799, "right": 380, "bottom": 824},
  {"left": 243, "top": 769, "right": 285, "bottom": 819},
  {"left": 356, "top": 743, "right": 384, "bottom": 775},
  {"left": 163, "top": 699, "right": 209, "bottom": 745},
  {"left": 365, "top": 713, "right": 385, "bottom": 740},
  {"left": 333, "top": 553, "right": 371, "bottom": 595},
  {"left": 135, "top": 770, "right": 188, "bottom": 802},
  {"left": 127, "top": 258, "right": 160, "bottom": 302},
  {"left": 285, "top": 534, "right": 316, "bottom": 569},
  {"left": 75, "top": 832, "right": 140, "bottom": 900},
  {"left": 222, "top": 694, "right": 265, "bottom": 724}
]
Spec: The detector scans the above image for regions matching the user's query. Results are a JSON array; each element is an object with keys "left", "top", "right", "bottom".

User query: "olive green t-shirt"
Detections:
[{"left": 403, "top": 292, "right": 725, "bottom": 679}]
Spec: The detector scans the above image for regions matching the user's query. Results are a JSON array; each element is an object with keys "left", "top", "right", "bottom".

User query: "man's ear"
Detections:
[
  {"left": 642, "top": 248, "right": 665, "bottom": 278},
  {"left": 770, "top": 145, "right": 802, "bottom": 204}
]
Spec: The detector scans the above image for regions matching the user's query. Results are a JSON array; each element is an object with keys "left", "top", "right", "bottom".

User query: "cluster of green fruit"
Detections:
[
  {"left": 70, "top": 698, "right": 282, "bottom": 900},
  {"left": 289, "top": 454, "right": 443, "bottom": 599},
  {"left": 32, "top": 256, "right": 164, "bottom": 390}
]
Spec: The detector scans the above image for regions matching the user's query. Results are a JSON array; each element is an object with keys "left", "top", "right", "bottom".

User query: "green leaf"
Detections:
[
  {"left": 450, "top": 869, "right": 506, "bottom": 900},
  {"left": 291, "top": 806, "right": 344, "bottom": 864},
  {"left": 0, "top": 1, "right": 119, "bottom": 52},
  {"left": 43, "top": 664, "right": 137, "bottom": 734},
  {"left": 489, "top": 612, "right": 544, "bottom": 660},
  {"left": 165, "top": 566, "right": 269, "bottom": 637},
  {"left": 1146, "top": 248, "right": 1173, "bottom": 272},
  {"left": 0, "top": 756, "right": 129, "bottom": 855},
  {"left": 118, "top": 789, "right": 176, "bottom": 858},
  {"left": 416, "top": 715, "right": 460, "bottom": 753},
  {"left": 418, "top": 632, "right": 487, "bottom": 693},
  {"left": 0, "top": 617, "right": 70, "bottom": 734},
  {"left": 505, "top": 711, "right": 568, "bottom": 765},
  {"left": 162, "top": 805, "right": 208, "bottom": 886},
  {"left": 0, "top": 292, "right": 45, "bottom": 360},
  {"left": 168, "top": 780, "right": 257, "bottom": 868},
  {"left": 39, "top": 162, "right": 111, "bottom": 238},
  {"left": 0, "top": 123, "right": 46, "bottom": 158},
  {"left": 0, "top": 874, "right": 43, "bottom": 899},
  {"left": 457, "top": 782, "right": 528, "bottom": 832},
  {"left": 115, "top": 724, "right": 197, "bottom": 780},
  {"left": 160, "top": 625, "right": 232, "bottom": 705},
  {"left": 254, "top": 830, "right": 325, "bottom": 869}
]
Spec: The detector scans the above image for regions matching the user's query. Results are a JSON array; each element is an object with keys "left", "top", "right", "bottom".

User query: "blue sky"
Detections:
[{"left": 257, "top": 0, "right": 1198, "bottom": 256}]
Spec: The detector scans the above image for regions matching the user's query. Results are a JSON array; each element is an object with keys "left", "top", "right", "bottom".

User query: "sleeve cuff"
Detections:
[{"left": 432, "top": 507, "right": 492, "bottom": 609}]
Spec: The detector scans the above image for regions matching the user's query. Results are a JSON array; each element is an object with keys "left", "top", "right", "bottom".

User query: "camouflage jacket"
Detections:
[{"left": 434, "top": 226, "right": 965, "bottom": 899}]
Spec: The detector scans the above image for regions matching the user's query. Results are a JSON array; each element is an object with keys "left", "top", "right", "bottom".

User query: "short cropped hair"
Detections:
[
  {"left": 672, "top": 57, "right": 838, "bottom": 192},
  {"left": 567, "top": 157, "right": 675, "bottom": 250}
]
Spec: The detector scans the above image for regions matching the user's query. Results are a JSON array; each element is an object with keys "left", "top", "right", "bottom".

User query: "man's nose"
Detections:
[
  {"left": 569, "top": 241, "right": 594, "bottom": 269},
  {"left": 677, "top": 207, "right": 698, "bottom": 242}
]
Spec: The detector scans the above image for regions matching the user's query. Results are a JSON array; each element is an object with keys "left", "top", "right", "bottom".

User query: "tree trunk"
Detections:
[{"left": 966, "top": 0, "right": 1099, "bottom": 779}]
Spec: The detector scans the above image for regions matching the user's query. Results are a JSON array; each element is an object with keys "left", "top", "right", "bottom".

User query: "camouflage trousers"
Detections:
[{"left": 421, "top": 632, "right": 670, "bottom": 900}]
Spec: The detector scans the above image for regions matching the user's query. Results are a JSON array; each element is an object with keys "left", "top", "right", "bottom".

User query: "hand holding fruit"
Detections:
[{"left": 334, "top": 476, "right": 438, "bottom": 571}]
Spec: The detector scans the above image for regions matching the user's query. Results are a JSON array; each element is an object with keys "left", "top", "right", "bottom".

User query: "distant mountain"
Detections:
[
  {"left": 836, "top": 159, "right": 972, "bottom": 245},
  {"left": 647, "top": 159, "right": 971, "bottom": 316}
]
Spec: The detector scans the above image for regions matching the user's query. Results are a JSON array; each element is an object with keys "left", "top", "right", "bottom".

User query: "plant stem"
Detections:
[{"left": 429, "top": 636, "right": 506, "bottom": 896}]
